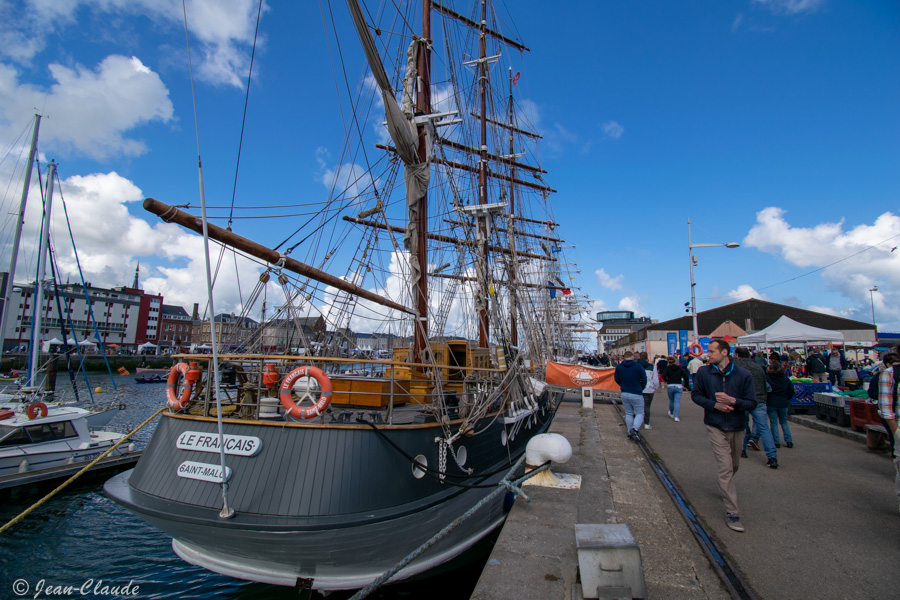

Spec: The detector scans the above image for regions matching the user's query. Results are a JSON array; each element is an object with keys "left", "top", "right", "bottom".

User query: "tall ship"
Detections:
[{"left": 105, "top": 0, "right": 581, "bottom": 591}]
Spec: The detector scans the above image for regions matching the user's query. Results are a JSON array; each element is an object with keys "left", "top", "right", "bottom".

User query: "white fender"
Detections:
[{"left": 525, "top": 433, "right": 572, "bottom": 467}]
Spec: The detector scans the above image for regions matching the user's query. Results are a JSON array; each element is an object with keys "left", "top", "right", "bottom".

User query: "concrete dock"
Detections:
[{"left": 471, "top": 389, "right": 900, "bottom": 599}]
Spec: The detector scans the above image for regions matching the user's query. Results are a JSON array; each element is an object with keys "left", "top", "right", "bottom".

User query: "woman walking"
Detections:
[
  {"left": 663, "top": 356, "right": 690, "bottom": 422},
  {"left": 766, "top": 361, "right": 794, "bottom": 448}
]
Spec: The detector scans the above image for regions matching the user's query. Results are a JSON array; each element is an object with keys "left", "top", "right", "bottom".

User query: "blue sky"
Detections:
[{"left": 0, "top": 0, "right": 898, "bottom": 339}]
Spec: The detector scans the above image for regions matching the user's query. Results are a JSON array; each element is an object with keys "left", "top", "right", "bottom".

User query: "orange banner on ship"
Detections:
[{"left": 545, "top": 361, "right": 620, "bottom": 391}]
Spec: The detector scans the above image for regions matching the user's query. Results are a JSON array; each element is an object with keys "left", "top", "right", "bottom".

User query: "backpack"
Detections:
[{"left": 867, "top": 372, "right": 881, "bottom": 400}]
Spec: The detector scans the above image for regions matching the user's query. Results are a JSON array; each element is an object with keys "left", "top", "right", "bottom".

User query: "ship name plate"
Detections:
[
  {"left": 176, "top": 431, "right": 262, "bottom": 456},
  {"left": 177, "top": 461, "right": 233, "bottom": 483}
]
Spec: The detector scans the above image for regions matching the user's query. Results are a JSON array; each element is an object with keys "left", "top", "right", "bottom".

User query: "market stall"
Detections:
[{"left": 737, "top": 316, "right": 844, "bottom": 411}]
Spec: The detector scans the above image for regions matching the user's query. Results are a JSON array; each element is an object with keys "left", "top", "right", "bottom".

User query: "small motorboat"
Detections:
[
  {"left": 0, "top": 399, "right": 133, "bottom": 481},
  {"left": 134, "top": 375, "right": 166, "bottom": 384}
]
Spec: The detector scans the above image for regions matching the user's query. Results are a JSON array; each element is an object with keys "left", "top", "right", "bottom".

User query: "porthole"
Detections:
[
  {"left": 456, "top": 446, "right": 467, "bottom": 466},
  {"left": 412, "top": 455, "right": 427, "bottom": 479}
]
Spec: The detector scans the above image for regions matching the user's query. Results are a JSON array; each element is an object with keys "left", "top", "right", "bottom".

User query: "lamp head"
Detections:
[{"left": 725, "top": 242, "right": 740, "bottom": 249}]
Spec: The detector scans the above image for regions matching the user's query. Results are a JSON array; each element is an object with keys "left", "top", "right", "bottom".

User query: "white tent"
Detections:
[
  {"left": 78, "top": 339, "right": 96, "bottom": 346},
  {"left": 40, "top": 338, "right": 64, "bottom": 351},
  {"left": 138, "top": 342, "right": 157, "bottom": 349},
  {"left": 737, "top": 316, "right": 844, "bottom": 344}
]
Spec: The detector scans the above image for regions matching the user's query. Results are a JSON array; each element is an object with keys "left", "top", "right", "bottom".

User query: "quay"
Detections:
[{"left": 471, "top": 388, "right": 900, "bottom": 599}]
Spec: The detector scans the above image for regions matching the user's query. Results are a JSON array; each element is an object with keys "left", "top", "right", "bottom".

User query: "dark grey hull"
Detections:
[{"left": 104, "top": 391, "right": 561, "bottom": 590}]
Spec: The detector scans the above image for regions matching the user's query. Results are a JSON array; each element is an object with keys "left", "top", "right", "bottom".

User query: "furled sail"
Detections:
[{"left": 345, "top": 0, "right": 430, "bottom": 298}]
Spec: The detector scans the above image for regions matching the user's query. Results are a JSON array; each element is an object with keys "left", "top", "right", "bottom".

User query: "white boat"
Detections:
[{"left": 0, "top": 399, "right": 132, "bottom": 480}]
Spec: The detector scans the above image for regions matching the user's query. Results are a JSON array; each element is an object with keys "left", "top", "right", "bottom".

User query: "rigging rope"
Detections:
[
  {"left": 227, "top": 0, "right": 265, "bottom": 230},
  {"left": 181, "top": 0, "right": 232, "bottom": 520}
]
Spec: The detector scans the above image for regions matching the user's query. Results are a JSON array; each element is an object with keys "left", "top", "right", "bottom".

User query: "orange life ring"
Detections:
[
  {"left": 27, "top": 402, "right": 48, "bottom": 419},
  {"left": 279, "top": 366, "right": 332, "bottom": 419},
  {"left": 166, "top": 363, "right": 196, "bottom": 410},
  {"left": 688, "top": 343, "right": 703, "bottom": 357}
]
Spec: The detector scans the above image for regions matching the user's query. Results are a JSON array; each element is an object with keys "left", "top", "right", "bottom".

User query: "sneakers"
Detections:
[
  {"left": 643, "top": 423, "right": 652, "bottom": 430},
  {"left": 766, "top": 457, "right": 779, "bottom": 469},
  {"left": 740, "top": 450, "right": 747, "bottom": 458},
  {"left": 674, "top": 417, "right": 680, "bottom": 422},
  {"left": 775, "top": 443, "right": 781, "bottom": 448},
  {"left": 786, "top": 442, "right": 794, "bottom": 448},
  {"left": 748, "top": 439, "right": 760, "bottom": 451},
  {"left": 726, "top": 513, "right": 745, "bottom": 532},
  {"left": 667, "top": 411, "right": 673, "bottom": 418},
  {"left": 627, "top": 429, "right": 638, "bottom": 441}
]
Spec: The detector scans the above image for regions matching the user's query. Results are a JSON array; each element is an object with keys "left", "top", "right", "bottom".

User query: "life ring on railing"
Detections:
[
  {"left": 167, "top": 362, "right": 200, "bottom": 410},
  {"left": 26, "top": 402, "right": 48, "bottom": 419},
  {"left": 688, "top": 343, "right": 703, "bottom": 357},
  {"left": 279, "top": 366, "right": 332, "bottom": 419}
]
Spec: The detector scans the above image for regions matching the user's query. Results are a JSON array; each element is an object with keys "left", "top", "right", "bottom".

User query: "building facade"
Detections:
[
  {"left": 595, "top": 311, "right": 655, "bottom": 352},
  {"left": 2, "top": 279, "right": 162, "bottom": 351},
  {"left": 158, "top": 304, "right": 194, "bottom": 349}
]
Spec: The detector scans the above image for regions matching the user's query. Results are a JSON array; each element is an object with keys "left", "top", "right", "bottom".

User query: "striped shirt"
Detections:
[{"left": 878, "top": 366, "right": 897, "bottom": 421}]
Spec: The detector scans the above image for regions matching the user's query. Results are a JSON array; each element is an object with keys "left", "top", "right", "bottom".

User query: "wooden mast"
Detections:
[
  {"left": 477, "top": 0, "right": 490, "bottom": 348},
  {"left": 414, "top": 0, "right": 432, "bottom": 362},
  {"left": 507, "top": 67, "right": 518, "bottom": 348}
]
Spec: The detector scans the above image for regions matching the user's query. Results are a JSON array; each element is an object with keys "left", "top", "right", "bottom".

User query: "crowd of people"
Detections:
[{"left": 603, "top": 342, "right": 900, "bottom": 534}]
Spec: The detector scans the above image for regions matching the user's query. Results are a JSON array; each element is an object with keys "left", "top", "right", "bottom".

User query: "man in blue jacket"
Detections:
[
  {"left": 691, "top": 339, "right": 757, "bottom": 532},
  {"left": 614, "top": 351, "right": 648, "bottom": 440}
]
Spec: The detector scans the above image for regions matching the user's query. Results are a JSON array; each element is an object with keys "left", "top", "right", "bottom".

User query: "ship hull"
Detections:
[{"left": 105, "top": 390, "right": 561, "bottom": 590}]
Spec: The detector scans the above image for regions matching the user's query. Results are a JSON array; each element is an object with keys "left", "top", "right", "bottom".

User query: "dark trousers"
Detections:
[
  {"left": 642, "top": 392, "right": 654, "bottom": 424},
  {"left": 881, "top": 416, "right": 896, "bottom": 458}
]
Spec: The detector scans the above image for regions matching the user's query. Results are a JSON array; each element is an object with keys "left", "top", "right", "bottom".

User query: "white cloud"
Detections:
[
  {"left": 1, "top": 0, "right": 264, "bottom": 88},
  {"left": 602, "top": 120, "right": 624, "bottom": 140},
  {"left": 752, "top": 0, "right": 824, "bottom": 16},
  {"left": 589, "top": 299, "right": 609, "bottom": 316},
  {"left": 0, "top": 169, "right": 266, "bottom": 316},
  {"left": 618, "top": 295, "right": 646, "bottom": 317},
  {"left": 0, "top": 56, "right": 174, "bottom": 161},
  {"left": 744, "top": 207, "right": 900, "bottom": 330},
  {"left": 731, "top": 13, "right": 744, "bottom": 32},
  {"left": 595, "top": 268, "right": 624, "bottom": 291},
  {"left": 723, "top": 284, "right": 766, "bottom": 303}
]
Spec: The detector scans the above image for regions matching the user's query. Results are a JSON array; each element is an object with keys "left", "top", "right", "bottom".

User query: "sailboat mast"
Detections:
[
  {"left": 0, "top": 114, "right": 41, "bottom": 356},
  {"left": 506, "top": 68, "right": 518, "bottom": 348},
  {"left": 414, "top": 0, "right": 432, "bottom": 361},
  {"left": 476, "top": 0, "right": 490, "bottom": 348},
  {"left": 28, "top": 161, "right": 56, "bottom": 387}
]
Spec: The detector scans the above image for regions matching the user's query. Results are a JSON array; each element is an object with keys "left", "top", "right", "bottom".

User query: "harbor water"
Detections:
[{"left": 1, "top": 372, "right": 491, "bottom": 599}]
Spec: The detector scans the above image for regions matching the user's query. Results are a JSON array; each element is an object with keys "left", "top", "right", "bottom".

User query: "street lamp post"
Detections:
[
  {"left": 869, "top": 286, "right": 878, "bottom": 328},
  {"left": 688, "top": 219, "right": 740, "bottom": 342}
]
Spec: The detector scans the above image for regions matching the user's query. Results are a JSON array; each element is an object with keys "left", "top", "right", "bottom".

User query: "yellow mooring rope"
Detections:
[{"left": 0, "top": 405, "right": 166, "bottom": 535}]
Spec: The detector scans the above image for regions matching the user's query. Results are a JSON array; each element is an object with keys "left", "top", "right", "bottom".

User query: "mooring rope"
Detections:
[{"left": 0, "top": 406, "right": 165, "bottom": 535}]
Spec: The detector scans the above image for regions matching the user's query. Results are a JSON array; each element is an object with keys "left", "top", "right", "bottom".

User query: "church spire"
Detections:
[{"left": 132, "top": 261, "right": 140, "bottom": 289}]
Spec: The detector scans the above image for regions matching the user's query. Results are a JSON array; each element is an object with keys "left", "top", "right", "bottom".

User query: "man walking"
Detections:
[
  {"left": 614, "top": 351, "right": 648, "bottom": 440},
  {"left": 692, "top": 340, "right": 757, "bottom": 532},
  {"left": 735, "top": 347, "right": 779, "bottom": 468},
  {"left": 636, "top": 351, "right": 658, "bottom": 430},
  {"left": 688, "top": 353, "right": 704, "bottom": 377}
]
